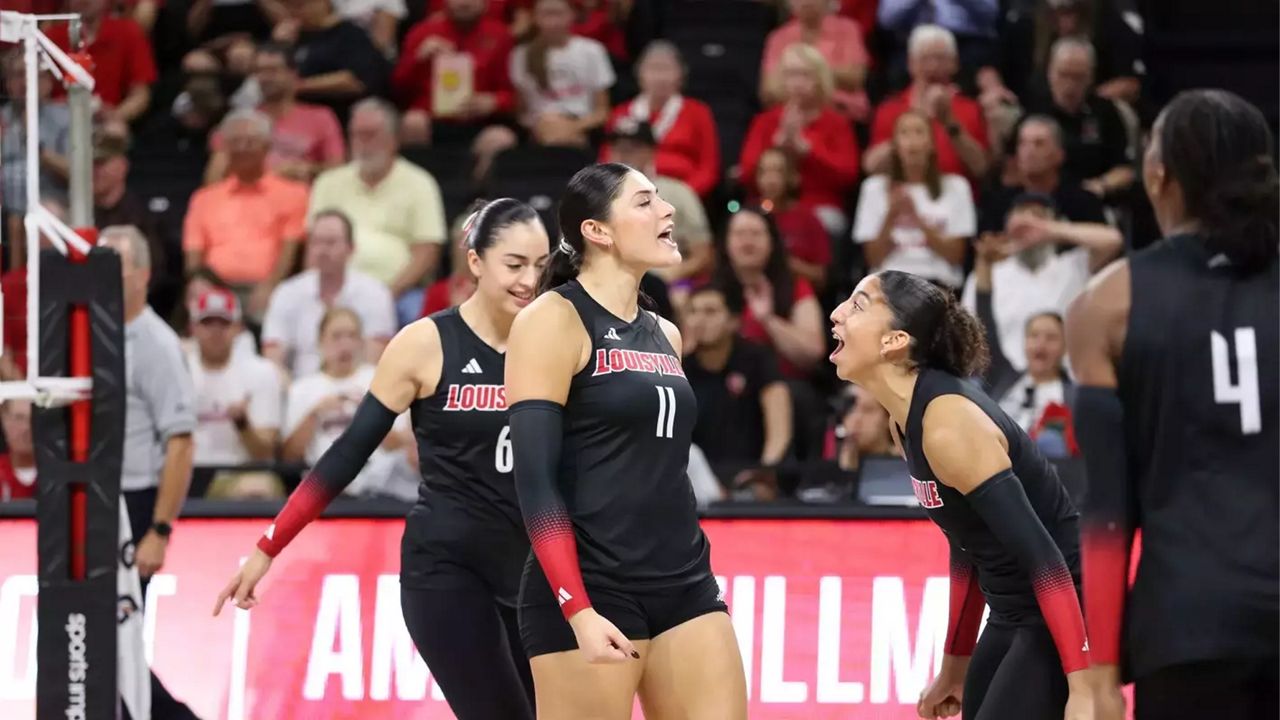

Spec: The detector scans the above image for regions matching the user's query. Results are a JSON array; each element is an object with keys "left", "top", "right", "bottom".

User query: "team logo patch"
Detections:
[
  {"left": 443, "top": 384, "right": 507, "bottom": 412},
  {"left": 591, "top": 349, "right": 686, "bottom": 378},
  {"left": 911, "top": 476, "right": 944, "bottom": 508}
]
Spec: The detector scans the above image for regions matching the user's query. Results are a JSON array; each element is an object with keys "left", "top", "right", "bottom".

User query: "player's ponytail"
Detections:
[
  {"left": 538, "top": 162, "right": 633, "bottom": 294},
  {"left": 879, "top": 270, "right": 990, "bottom": 378},
  {"left": 1157, "top": 89, "right": 1279, "bottom": 272}
]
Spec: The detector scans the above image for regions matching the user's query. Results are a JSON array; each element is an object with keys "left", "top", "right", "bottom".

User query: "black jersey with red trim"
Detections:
[
  {"left": 402, "top": 307, "right": 528, "bottom": 598},
  {"left": 1118, "top": 234, "right": 1279, "bottom": 677},
  {"left": 898, "top": 368, "right": 1081, "bottom": 625},
  {"left": 551, "top": 280, "right": 711, "bottom": 588}
]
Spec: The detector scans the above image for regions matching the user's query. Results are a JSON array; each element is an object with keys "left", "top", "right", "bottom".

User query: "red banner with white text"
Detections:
[{"left": 0, "top": 518, "right": 964, "bottom": 719}]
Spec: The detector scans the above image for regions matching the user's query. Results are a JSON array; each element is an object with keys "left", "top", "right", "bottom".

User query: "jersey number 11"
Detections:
[
  {"left": 655, "top": 386, "right": 677, "bottom": 439},
  {"left": 1211, "top": 328, "right": 1261, "bottom": 435}
]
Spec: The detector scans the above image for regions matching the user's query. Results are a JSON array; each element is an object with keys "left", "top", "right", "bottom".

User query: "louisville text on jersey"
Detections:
[
  {"left": 911, "top": 477, "right": 945, "bottom": 508},
  {"left": 591, "top": 348, "right": 686, "bottom": 378},
  {"left": 442, "top": 384, "right": 507, "bottom": 412}
]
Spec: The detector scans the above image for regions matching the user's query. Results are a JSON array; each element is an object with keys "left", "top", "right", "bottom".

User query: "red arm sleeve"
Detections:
[
  {"left": 686, "top": 102, "right": 721, "bottom": 197},
  {"left": 945, "top": 544, "right": 986, "bottom": 656},
  {"left": 391, "top": 25, "right": 432, "bottom": 109}
]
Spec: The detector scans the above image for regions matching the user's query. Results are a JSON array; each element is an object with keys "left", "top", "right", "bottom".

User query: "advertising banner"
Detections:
[{"left": 1, "top": 518, "right": 968, "bottom": 719}]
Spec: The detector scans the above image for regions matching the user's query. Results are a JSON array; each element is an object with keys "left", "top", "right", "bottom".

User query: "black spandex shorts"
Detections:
[{"left": 518, "top": 562, "right": 727, "bottom": 658}]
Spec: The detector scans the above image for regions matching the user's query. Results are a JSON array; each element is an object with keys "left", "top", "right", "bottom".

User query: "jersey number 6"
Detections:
[
  {"left": 495, "top": 425, "right": 514, "bottom": 472},
  {"left": 655, "top": 386, "right": 677, "bottom": 439},
  {"left": 1211, "top": 328, "right": 1261, "bottom": 435}
]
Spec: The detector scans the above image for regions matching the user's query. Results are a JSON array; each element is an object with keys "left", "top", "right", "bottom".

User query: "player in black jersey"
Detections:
[
  {"left": 505, "top": 163, "right": 747, "bottom": 719},
  {"left": 1067, "top": 89, "right": 1279, "bottom": 720},
  {"left": 830, "top": 270, "right": 1093, "bottom": 720},
  {"left": 212, "top": 199, "right": 551, "bottom": 720}
]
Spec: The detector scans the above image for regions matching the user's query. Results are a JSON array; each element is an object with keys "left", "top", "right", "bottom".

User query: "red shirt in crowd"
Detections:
[
  {"left": 45, "top": 17, "right": 157, "bottom": 108},
  {"left": 1, "top": 269, "right": 27, "bottom": 377},
  {"left": 738, "top": 275, "right": 817, "bottom": 380},
  {"left": 392, "top": 14, "right": 516, "bottom": 117},
  {"left": 772, "top": 203, "right": 832, "bottom": 269},
  {"left": 740, "top": 106, "right": 860, "bottom": 211},
  {"left": 840, "top": 0, "right": 879, "bottom": 46},
  {"left": 425, "top": 0, "right": 528, "bottom": 22},
  {"left": 0, "top": 454, "right": 36, "bottom": 502},
  {"left": 869, "top": 87, "right": 989, "bottom": 179},
  {"left": 418, "top": 275, "right": 476, "bottom": 318},
  {"left": 602, "top": 97, "right": 721, "bottom": 197}
]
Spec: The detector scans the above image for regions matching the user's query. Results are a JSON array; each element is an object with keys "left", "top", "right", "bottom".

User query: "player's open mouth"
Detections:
[
  {"left": 830, "top": 328, "right": 845, "bottom": 360},
  {"left": 658, "top": 226, "right": 676, "bottom": 248}
]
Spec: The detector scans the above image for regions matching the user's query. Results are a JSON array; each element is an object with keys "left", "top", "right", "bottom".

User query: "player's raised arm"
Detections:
[
  {"left": 1066, "top": 259, "right": 1135, "bottom": 711},
  {"left": 213, "top": 320, "right": 438, "bottom": 615},
  {"left": 504, "top": 293, "right": 594, "bottom": 615},
  {"left": 922, "top": 396, "right": 1091, "bottom": 688}
]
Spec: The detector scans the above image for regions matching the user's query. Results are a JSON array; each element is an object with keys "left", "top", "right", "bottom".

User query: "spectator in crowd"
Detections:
[
  {"left": 418, "top": 213, "right": 478, "bottom": 317},
  {"left": 282, "top": 307, "right": 414, "bottom": 497},
  {"left": 796, "top": 385, "right": 897, "bottom": 502},
  {"left": 1, "top": 50, "right": 70, "bottom": 268},
  {"left": 262, "top": 209, "right": 397, "bottom": 377},
  {"left": 167, "top": 54, "right": 231, "bottom": 142},
  {"left": 683, "top": 283, "right": 792, "bottom": 492},
  {"left": 853, "top": 109, "right": 975, "bottom": 290},
  {"left": 308, "top": 99, "right": 447, "bottom": 323},
  {"left": 102, "top": 224, "right": 198, "bottom": 719},
  {"left": 330, "top": 0, "right": 407, "bottom": 58},
  {"left": 92, "top": 129, "right": 182, "bottom": 322},
  {"left": 753, "top": 148, "right": 831, "bottom": 291},
  {"left": 877, "top": 0, "right": 1001, "bottom": 93},
  {"left": 176, "top": 268, "right": 261, "bottom": 360},
  {"left": 424, "top": 0, "right": 532, "bottom": 33},
  {"left": 1023, "top": 37, "right": 1134, "bottom": 201},
  {"left": 277, "top": 0, "right": 391, "bottom": 122},
  {"left": 760, "top": 0, "right": 870, "bottom": 121},
  {"left": 972, "top": 232, "right": 1073, "bottom": 435},
  {"left": 606, "top": 119, "right": 713, "bottom": 290},
  {"left": 0, "top": 400, "right": 36, "bottom": 503},
  {"left": 206, "top": 43, "right": 347, "bottom": 185},
  {"left": 993, "top": 0, "right": 1144, "bottom": 106},
  {"left": 714, "top": 206, "right": 826, "bottom": 379},
  {"left": 47, "top": 0, "right": 158, "bottom": 124},
  {"left": 117, "top": 0, "right": 160, "bottom": 32},
  {"left": 183, "top": 108, "right": 310, "bottom": 320},
  {"left": 394, "top": 0, "right": 517, "bottom": 151},
  {"left": 187, "top": 288, "right": 283, "bottom": 468},
  {"left": 510, "top": 0, "right": 615, "bottom": 148},
  {"left": 184, "top": 0, "right": 284, "bottom": 47},
  {"left": 864, "top": 25, "right": 989, "bottom": 181},
  {"left": 603, "top": 41, "right": 720, "bottom": 198},
  {"left": 963, "top": 191, "right": 1120, "bottom": 369},
  {"left": 205, "top": 469, "right": 287, "bottom": 500},
  {"left": 740, "top": 43, "right": 860, "bottom": 235}
]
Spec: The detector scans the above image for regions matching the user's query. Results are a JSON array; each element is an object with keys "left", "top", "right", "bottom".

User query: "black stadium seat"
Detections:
[
  {"left": 482, "top": 146, "right": 594, "bottom": 237},
  {"left": 402, "top": 144, "right": 476, "bottom": 227}
]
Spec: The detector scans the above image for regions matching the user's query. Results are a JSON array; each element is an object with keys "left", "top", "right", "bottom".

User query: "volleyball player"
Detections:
[
  {"left": 505, "top": 163, "right": 748, "bottom": 719},
  {"left": 213, "top": 199, "right": 550, "bottom": 720},
  {"left": 829, "top": 270, "right": 1092, "bottom": 719},
  {"left": 1067, "top": 89, "right": 1278, "bottom": 720}
]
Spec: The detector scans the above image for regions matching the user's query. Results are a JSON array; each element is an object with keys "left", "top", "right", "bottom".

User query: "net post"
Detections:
[
  {"left": 66, "top": 230, "right": 94, "bottom": 581},
  {"left": 66, "top": 15, "right": 94, "bottom": 229}
]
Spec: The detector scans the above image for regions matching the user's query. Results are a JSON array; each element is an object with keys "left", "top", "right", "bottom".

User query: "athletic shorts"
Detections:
[
  {"left": 400, "top": 501, "right": 530, "bottom": 607},
  {"left": 518, "top": 565, "right": 727, "bottom": 658}
]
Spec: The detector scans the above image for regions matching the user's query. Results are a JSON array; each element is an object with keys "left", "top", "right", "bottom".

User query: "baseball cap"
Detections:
[
  {"left": 191, "top": 288, "right": 241, "bottom": 323},
  {"left": 607, "top": 118, "right": 657, "bottom": 146}
]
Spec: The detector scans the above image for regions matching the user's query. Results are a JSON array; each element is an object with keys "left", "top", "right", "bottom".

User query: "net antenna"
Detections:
[{"left": 0, "top": 11, "right": 98, "bottom": 408}]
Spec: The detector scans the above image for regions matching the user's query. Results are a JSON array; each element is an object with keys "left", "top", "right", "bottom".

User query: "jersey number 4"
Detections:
[
  {"left": 1211, "top": 328, "right": 1261, "bottom": 435},
  {"left": 655, "top": 386, "right": 677, "bottom": 439},
  {"left": 495, "top": 425, "right": 513, "bottom": 472}
]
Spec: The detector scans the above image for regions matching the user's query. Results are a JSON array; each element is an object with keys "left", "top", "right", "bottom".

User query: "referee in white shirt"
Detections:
[{"left": 102, "top": 226, "right": 200, "bottom": 720}]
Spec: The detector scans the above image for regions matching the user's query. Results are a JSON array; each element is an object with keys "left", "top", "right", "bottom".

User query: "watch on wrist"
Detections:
[{"left": 150, "top": 521, "right": 173, "bottom": 539}]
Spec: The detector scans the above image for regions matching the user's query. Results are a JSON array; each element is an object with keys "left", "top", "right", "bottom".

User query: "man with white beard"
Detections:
[{"left": 307, "top": 98, "right": 447, "bottom": 325}]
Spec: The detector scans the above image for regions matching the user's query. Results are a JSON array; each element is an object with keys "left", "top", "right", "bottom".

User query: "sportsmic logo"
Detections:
[
  {"left": 442, "top": 384, "right": 507, "bottom": 412},
  {"left": 65, "top": 613, "right": 88, "bottom": 720},
  {"left": 590, "top": 349, "right": 686, "bottom": 378},
  {"left": 911, "top": 477, "right": 944, "bottom": 509}
]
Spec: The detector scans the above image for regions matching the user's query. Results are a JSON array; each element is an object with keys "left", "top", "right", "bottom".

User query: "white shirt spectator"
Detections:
[
  {"left": 180, "top": 330, "right": 258, "bottom": 363},
  {"left": 853, "top": 174, "right": 975, "bottom": 288},
  {"left": 961, "top": 245, "right": 1091, "bottom": 369},
  {"left": 189, "top": 350, "right": 283, "bottom": 467},
  {"left": 283, "top": 364, "right": 410, "bottom": 497},
  {"left": 261, "top": 267, "right": 397, "bottom": 377},
  {"left": 510, "top": 36, "right": 615, "bottom": 126}
]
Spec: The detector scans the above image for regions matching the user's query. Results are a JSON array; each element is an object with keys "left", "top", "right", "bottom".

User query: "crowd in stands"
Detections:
[{"left": 0, "top": 0, "right": 1207, "bottom": 506}]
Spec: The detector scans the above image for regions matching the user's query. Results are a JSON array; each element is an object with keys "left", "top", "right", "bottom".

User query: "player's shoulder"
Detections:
[
  {"left": 921, "top": 394, "right": 1008, "bottom": 484},
  {"left": 387, "top": 315, "right": 442, "bottom": 360},
  {"left": 514, "top": 289, "right": 579, "bottom": 331},
  {"left": 1068, "top": 255, "right": 1130, "bottom": 327}
]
